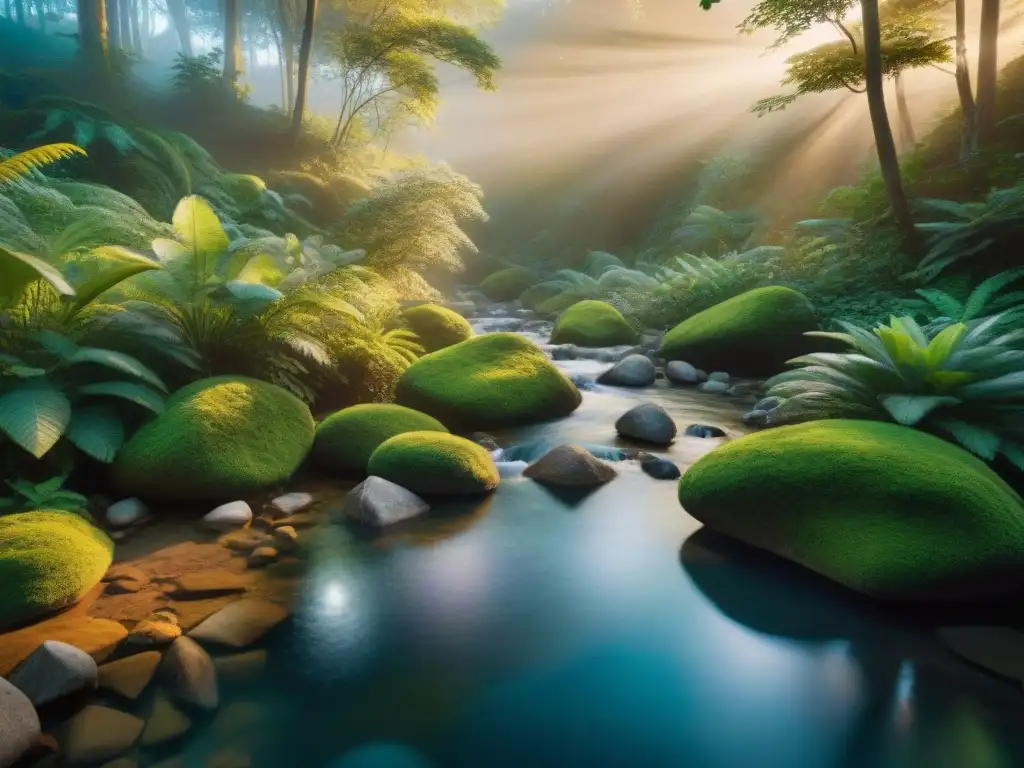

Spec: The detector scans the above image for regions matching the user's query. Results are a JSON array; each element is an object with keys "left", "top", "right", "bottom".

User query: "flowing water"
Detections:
[{"left": 172, "top": 312, "right": 1024, "bottom": 767}]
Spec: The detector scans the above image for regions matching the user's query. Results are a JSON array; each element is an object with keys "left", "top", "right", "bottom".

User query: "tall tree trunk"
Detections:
[
  {"left": 35, "top": 0, "right": 45, "bottom": 32},
  {"left": 894, "top": 73, "right": 916, "bottom": 150},
  {"left": 861, "top": 0, "right": 916, "bottom": 245},
  {"left": 976, "top": 0, "right": 1001, "bottom": 147},
  {"left": 166, "top": 0, "right": 191, "bottom": 55},
  {"left": 4, "top": 0, "right": 10, "bottom": 20},
  {"left": 289, "top": 0, "right": 318, "bottom": 141},
  {"left": 128, "top": 0, "right": 141, "bottom": 53},
  {"left": 279, "top": 2, "right": 295, "bottom": 109},
  {"left": 954, "top": 0, "right": 978, "bottom": 159},
  {"left": 222, "top": 0, "right": 242, "bottom": 83},
  {"left": 118, "top": 0, "right": 131, "bottom": 54},
  {"left": 105, "top": 0, "right": 120, "bottom": 48},
  {"left": 140, "top": 0, "right": 150, "bottom": 50},
  {"left": 77, "top": 0, "right": 108, "bottom": 71},
  {"left": 275, "top": 33, "right": 287, "bottom": 108},
  {"left": 13, "top": 0, "right": 25, "bottom": 25}
]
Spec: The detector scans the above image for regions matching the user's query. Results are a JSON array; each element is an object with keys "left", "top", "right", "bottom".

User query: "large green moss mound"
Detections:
[
  {"left": 479, "top": 267, "right": 536, "bottom": 302},
  {"left": 0, "top": 510, "right": 114, "bottom": 630},
  {"left": 395, "top": 333, "right": 582, "bottom": 431},
  {"left": 660, "top": 286, "right": 817, "bottom": 376},
  {"left": 312, "top": 404, "right": 448, "bottom": 474},
  {"left": 112, "top": 376, "right": 315, "bottom": 501},
  {"left": 678, "top": 420, "right": 1024, "bottom": 602},
  {"left": 402, "top": 304, "right": 473, "bottom": 353},
  {"left": 550, "top": 300, "right": 637, "bottom": 347},
  {"left": 368, "top": 432, "right": 499, "bottom": 496}
]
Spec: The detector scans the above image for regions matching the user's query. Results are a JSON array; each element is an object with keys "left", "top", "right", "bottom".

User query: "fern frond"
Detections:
[{"left": 0, "top": 144, "right": 87, "bottom": 185}]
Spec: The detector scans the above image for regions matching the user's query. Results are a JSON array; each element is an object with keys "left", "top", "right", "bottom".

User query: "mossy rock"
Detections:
[
  {"left": 395, "top": 333, "right": 582, "bottom": 431},
  {"left": 659, "top": 286, "right": 817, "bottom": 376},
  {"left": 519, "top": 282, "right": 563, "bottom": 311},
  {"left": 479, "top": 267, "right": 536, "bottom": 302},
  {"left": 402, "top": 304, "right": 473, "bottom": 353},
  {"left": 678, "top": 420, "right": 1024, "bottom": 602},
  {"left": 550, "top": 300, "right": 637, "bottom": 347},
  {"left": 266, "top": 171, "right": 342, "bottom": 226},
  {"left": 0, "top": 510, "right": 114, "bottom": 630},
  {"left": 312, "top": 404, "right": 448, "bottom": 475},
  {"left": 112, "top": 376, "right": 315, "bottom": 502},
  {"left": 368, "top": 432, "right": 499, "bottom": 496},
  {"left": 534, "top": 291, "right": 590, "bottom": 318}
]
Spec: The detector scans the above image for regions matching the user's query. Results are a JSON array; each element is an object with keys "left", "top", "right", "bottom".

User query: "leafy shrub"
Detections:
[{"left": 0, "top": 475, "right": 89, "bottom": 515}]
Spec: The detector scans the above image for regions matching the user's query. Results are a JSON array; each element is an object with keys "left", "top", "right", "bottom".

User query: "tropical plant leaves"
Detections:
[
  {"left": 172, "top": 195, "right": 229, "bottom": 283},
  {"left": 77, "top": 381, "right": 166, "bottom": 413},
  {"left": 67, "top": 347, "right": 168, "bottom": 391},
  {"left": 0, "top": 381, "right": 72, "bottom": 458},
  {"left": 0, "top": 244, "right": 75, "bottom": 303},
  {"left": 66, "top": 404, "right": 125, "bottom": 463},
  {"left": 934, "top": 419, "right": 1001, "bottom": 460},
  {"left": 879, "top": 395, "right": 961, "bottom": 426}
]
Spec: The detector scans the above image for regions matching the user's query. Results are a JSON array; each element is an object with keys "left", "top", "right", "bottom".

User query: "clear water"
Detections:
[{"left": 170, "top": 319, "right": 1024, "bottom": 768}]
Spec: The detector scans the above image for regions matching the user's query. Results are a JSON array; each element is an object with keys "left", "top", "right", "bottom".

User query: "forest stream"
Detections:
[{"left": 142, "top": 305, "right": 1024, "bottom": 768}]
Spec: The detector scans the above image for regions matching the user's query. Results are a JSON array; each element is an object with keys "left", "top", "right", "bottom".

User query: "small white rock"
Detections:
[
  {"left": 106, "top": 497, "right": 149, "bottom": 528},
  {"left": 8, "top": 640, "right": 97, "bottom": 708},
  {"left": 269, "top": 492, "right": 313, "bottom": 517},
  {"left": 343, "top": 477, "right": 429, "bottom": 528},
  {"left": 202, "top": 501, "right": 253, "bottom": 531}
]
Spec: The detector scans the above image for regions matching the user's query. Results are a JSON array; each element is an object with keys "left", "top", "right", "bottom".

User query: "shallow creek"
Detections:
[{"left": 159, "top": 313, "right": 1024, "bottom": 767}]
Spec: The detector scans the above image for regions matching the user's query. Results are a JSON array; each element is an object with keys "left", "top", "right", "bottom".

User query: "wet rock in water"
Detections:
[
  {"left": 697, "top": 381, "right": 729, "bottom": 394},
  {"left": 60, "top": 705, "right": 144, "bottom": 764},
  {"left": 162, "top": 636, "right": 218, "bottom": 711},
  {"left": 754, "top": 395, "right": 782, "bottom": 412},
  {"left": 936, "top": 626, "right": 1024, "bottom": 682},
  {"left": 127, "top": 617, "right": 181, "bottom": 648},
  {"left": 0, "top": 617, "right": 127, "bottom": 678},
  {"left": 343, "top": 476, "right": 430, "bottom": 528},
  {"left": 272, "top": 526, "right": 298, "bottom": 552},
  {"left": 106, "top": 498, "right": 149, "bottom": 528},
  {"left": 140, "top": 694, "right": 192, "bottom": 747},
  {"left": 707, "top": 371, "right": 730, "bottom": 383},
  {"left": 98, "top": 652, "right": 162, "bottom": 701},
  {"left": 330, "top": 742, "right": 433, "bottom": 768},
  {"left": 445, "top": 300, "right": 476, "bottom": 317},
  {"left": 496, "top": 460, "right": 529, "bottom": 478},
  {"left": 684, "top": 424, "right": 727, "bottom": 439},
  {"left": 742, "top": 410, "right": 769, "bottom": 428},
  {"left": 102, "top": 564, "right": 149, "bottom": 594},
  {"left": 268, "top": 492, "right": 313, "bottom": 518},
  {"left": 695, "top": 369, "right": 708, "bottom": 382},
  {"left": 189, "top": 599, "right": 289, "bottom": 649},
  {"left": 8, "top": 641, "right": 98, "bottom": 708},
  {"left": 597, "top": 354, "right": 656, "bottom": 388},
  {"left": 212, "top": 651, "right": 268, "bottom": 684},
  {"left": 638, "top": 454, "right": 681, "bottom": 480},
  {"left": 247, "top": 547, "right": 279, "bottom": 568},
  {"left": 568, "top": 374, "right": 597, "bottom": 392},
  {"left": 615, "top": 404, "right": 677, "bottom": 446},
  {"left": 220, "top": 530, "right": 272, "bottom": 552},
  {"left": 524, "top": 445, "right": 617, "bottom": 488},
  {"left": 0, "top": 677, "right": 40, "bottom": 768},
  {"left": 469, "top": 432, "right": 501, "bottom": 452},
  {"left": 202, "top": 501, "right": 253, "bottom": 532},
  {"left": 168, "top": 571, "right": 249, "bottom": 599},
  {"left": 727, "top": 382, "right": 759, "bottom": 397},
  {"left": 503, "top": 440, "right": 627, "bottom": 464}
]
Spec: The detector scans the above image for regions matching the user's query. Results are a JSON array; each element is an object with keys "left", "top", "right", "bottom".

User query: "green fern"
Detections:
[{"left": 0, "top": 144, "right": 86, "bottom": 186}]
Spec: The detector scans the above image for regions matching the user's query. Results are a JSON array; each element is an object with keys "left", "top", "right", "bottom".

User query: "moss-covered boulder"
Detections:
[
  {"left": 402, "top": 304, "right": 473, "bottom": 353},
  {"left": 479, "top": 267, "right": 536, "bottom": 302},
  {"left": 660, "top": 286, "right": 817, "bottom": 376},
  {"left": 368, "top": 432, "right": 500, "bottom": 496},
  {"left": 112, "top": 376, "right": 315, "bottom": 501},
  {"left": 0, "top": 511, "right": 114, "bottom": 630},
  {"left": 312, "top": 404, "right": 448, "bottom": 475},
  {"left": 395, "top": 333, "right": 582, "bottom": 431},
  {"left": 678, "top": 420, "right": 1024, "bottom": 602},
  {"left": 550, "top": 300, "right": 637, "bottom": 347}
]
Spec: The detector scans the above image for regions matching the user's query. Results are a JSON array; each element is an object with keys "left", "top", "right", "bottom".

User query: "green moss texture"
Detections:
[
  {"left": 368, "top": 431, "right": 500, "bottom": 496},
  {"left": 550, "top": 300, "right": 637, "bottom": 347},
  {"left": 0, "top": 510, "right": 114, "bottom": 630},
  {"left": 395, "top": 333, "right": 582, "bottom": 431},
  {"left": 659, "top": 286, "right": 817, "bottom": 376},
  {"left": 312, "top": 404, "right": 448, "bottom": 474},
  {"left": 402, "top": 304, "right": 473, "bottom": 353},
  {"left": 479, "top": 267, "right": 536, "bottom": 302},
  {"left": 112, "top": 375, "right": 315, "bottom": 501},
  {"left": 678, "top": 419, "right": 1024, "bottom": 602}
]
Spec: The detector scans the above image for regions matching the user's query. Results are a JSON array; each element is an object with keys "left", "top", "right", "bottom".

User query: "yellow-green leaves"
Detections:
[
  {"left": 0, "top": 244, "right": 75, "bottom": 305},
  {"left": 171, "top": 195, "right": 229, "bottom": 284},
  {"left": 925, "top": 322, "right": 968, "bottom": 369}
]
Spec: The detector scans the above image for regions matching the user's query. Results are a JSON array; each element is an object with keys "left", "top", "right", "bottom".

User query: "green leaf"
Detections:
[
  {"left": 152, "top": 237, "right": 190, "bottom": 263},
  {"left": 32, "top": 330, "right": 79, "bottom": 359},
  {"left": 77, "top": 381, "right": 166, "bottom": 413},
  {"left": 934, "top": 419, "right": 1001, "bottom": 460},
  {"left": 879, "top": 394, "right": 960, "bottom": 426},
  {"left": 957, "top": 371, "right": 1024, "bottom": 400},
  {"left": 1000, "top": 440, "right": 1024, "bottom": 471},
  {"left": 0, "top": 244, "right": 74, "bottom": 303},
  {"left": 67, "top": 347, "right": 168, "bottom": 391},
  {"left": 925, "top": 322, "right": 967, "bottom": 369},
  {"left": 926, "top": 370, "right": 976, "bottom": 390},
  {"left": 66, "top": 404, "right": 125, "bottom": 463},
  {"left": 914, "top": 288, "right": 963, "bottom": 319},
  {"left": 0, "top": 381, "right": 72, "bottom": 458},
  {"left": 67, "top": 246, "right": 161, "bottom": 315},
  {"left": 171, "top": 195, "right": 229, "bottom": 282}
]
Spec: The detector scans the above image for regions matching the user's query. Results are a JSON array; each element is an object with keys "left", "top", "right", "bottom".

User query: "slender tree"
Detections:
[
  {"left": 106, "top": 0, "right": 120, "bottom": 48},
  {"left": 13, "top": 0, "right": 25, "bottom": 25},
  {"left": 77, "top": 0, "right": 109, "bottom": 70},
  {"left": 289, "top": 0, "right": 319, "bottom": 140},
  {"left": 951, "top": 0, "right": 978, "bottom": 157},
  {"left": 976, "top": 0, "right": 1001, "bottom": 146},
  {"left": 278, "top": 0, "right": 297, "bottom": 109},
  {"left": 35, "top": 0, "right": 45, "bottom": 32},
  {"left": 167, "top": 0, "right": 192, "bottom": 55},
  {"left": 223, "top": 0, "right": 243, "bottom": 82},
  {"left": 128, "top": 0, "right": 142, "bottom": 52},
  {"left": 118, "top": 0, "right": 132, "bottom": 52}
]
